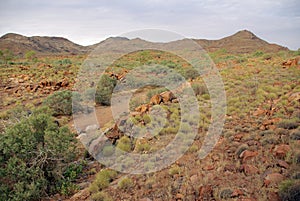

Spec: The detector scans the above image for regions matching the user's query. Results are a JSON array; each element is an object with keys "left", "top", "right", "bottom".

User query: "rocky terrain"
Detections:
[{"left": 0, "top": 31, "right": 299, "bottom": 201}]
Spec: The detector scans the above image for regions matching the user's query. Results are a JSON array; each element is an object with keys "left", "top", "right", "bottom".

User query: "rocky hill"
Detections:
[
  {"left": 0, "top": 30, "right": 289, "bottom": 56},
  {"left": 195, "top": 30, "right": 288, "bottom": 53},
  {"left": 0, "top": 33, "right": 89, "bottom": 56}
]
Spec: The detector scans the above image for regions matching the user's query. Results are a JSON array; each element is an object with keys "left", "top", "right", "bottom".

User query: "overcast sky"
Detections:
[{"left": 0, "top": 0, "right": 299, "bottom": 50}]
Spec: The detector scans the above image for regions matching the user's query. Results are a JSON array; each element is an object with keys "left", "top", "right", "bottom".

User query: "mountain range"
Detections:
[{"left": 0, "top": 30, "right": 288, "bottom": 56}]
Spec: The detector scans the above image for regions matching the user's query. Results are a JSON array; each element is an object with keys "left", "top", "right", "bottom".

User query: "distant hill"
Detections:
[
  {"left": 194, "top": 30, "right": 288, "bottom": 53},
  {"left": 0, "top": 30, "right": 289, "bottom": 56},
  {"left": 0, "top": 33, "right": 89, "bottom": 56}
]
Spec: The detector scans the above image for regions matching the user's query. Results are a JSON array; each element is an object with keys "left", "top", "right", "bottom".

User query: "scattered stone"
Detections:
[
  {"left": 264, "top": 173, "right": 284, "bottom": 187},
  {"left": 241, "top": 164, "right": 259, "bottom": 176},
  {"left": 268, "top": 192, "right": 281, "bottom": 201},
  {"left": 273, "top": 144, "right": 290, "bottom": 158},
  {"left": 239, "top": 150, "right": 258, "bottom": 163},
  {"left": 199, "top": 185, "right": 213, "bottom": 200},
  {"left": 190, "top": 174, "right": 198, "bottom": 185},
  {"left": 231, "top": 189, "right": 244, "bottom": 198},
  {"left": 139, "top": 198, "right": 152, "bottom": 201},
  {"left": 176, "top": 193, "right": 184, "bottom": 200},
  {"left": 277, "top": 160, "right": 289, "bottom": 169},
  {"left": 234, "top": 133, "right": 244, "bottom": 141},
  {"left": 203, "top": 164, "right": 214, "bottom": 171}
]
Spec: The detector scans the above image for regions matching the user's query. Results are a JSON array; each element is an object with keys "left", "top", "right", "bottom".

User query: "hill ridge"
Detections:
[{"left": 0, "top": 30, "right": 289, "bottom": 55}]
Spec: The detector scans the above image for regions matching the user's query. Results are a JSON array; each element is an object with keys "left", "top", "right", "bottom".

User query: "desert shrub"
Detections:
[
  {"left": 259, "top": 130, "right": 275, "bottom": 137},
  {"left": 116, "top": 136, "right": 132, "bottom": 152},
  {"left": 135, "top": 141, "right": 150, "bottom": 152},
  {"left": 43, "top": 90, "right": 82, "bottom": 116},
  {"left": 278, "top": 180, "right": 300, "bottom": 201},
  {"left": 89, "top": 169, "right": 118, "bottom": 193},
  {"left": 91, "top": 191, "right": 113, "bottom": 201},
  {"left": 0, "top": 107, "right": 78, "bottom": 200},
  {"left": 95, "top": 74, "right": 117, "bottom": 106},
  {"left": 0, "top": 49, "right": 14, "bottom": 64},
  {"left": 102, "top": 145, "right": 114, "bottom": 156},
  {"left": 253, "top": 50, "right": 264, "bottom": 57},
  {"left": 143, "top": 114, "right": 151, "bottom": 124},
  {"left": 168, "top": 165, "right": 182, "bottom": 176},
  {"left": 146, "top": 87, "right": 167, "bottom": 100},
  {"left": 277, "top": 119, "right": 299, "bottom": 129},
  {"left": 129, "top": 96, "right": 146, "bottom": 111},
  {"left": 118, "top": 177, "right": 134, "bottom": 190},
  {"left": 290, "top": 129, "right": 300, "bottom": 140},
  {"left": 192, "top": 82, "right": 208, "bottom": 96},
  {"left": 219, "top": 188, "right": 233, "bottom": 199},
  {"left": 188, "top": 144, "right": 198, "bottom": 153}
]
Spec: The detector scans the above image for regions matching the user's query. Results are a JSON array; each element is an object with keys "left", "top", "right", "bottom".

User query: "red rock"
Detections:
[
  {"left": 237, "top": 199, "right": 256, "bottom": 201},
  {"left": 241, "top": 164, "right": 259, "bottom": 176},
  {"left": 190, "top": 174, "right": 198, "bottom": 184},
  {"left": 231, "top": 189, "right": 244, "bottom": 198},
  {"left": 139, "top": 198, "right": 152, "bottom": 201},
  {"left": 273, "top": 144, "right": 290, "bottom": 158},
  {"left": 239, "top": 150, "right": 258, "bottom": 163},
  {"left": 234, "top": 134, "right": 244, "bottom": 141},
  {"left": 203, "top": 164, "right": 214, "bottom": 171},
  {"left": 176, "top": 193, "right": 184, "bottom": 200},
  {"left": 277, "top": 160, "right": 289, "bottom": 169},
  {"left": 268, "top": 192, "right": 281, "bottom": 201},
  {"left": 199, "top": 185, "right": 213, "bottom": 200},
  {"left": 264, "top": 173, "right": 284, "bottom": 186}
]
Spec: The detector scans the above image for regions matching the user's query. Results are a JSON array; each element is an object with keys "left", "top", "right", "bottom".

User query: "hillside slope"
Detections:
[
  {"left": 0, "top": 33, "right": 89, "bottom": 56},
  {"left": 0, "top": 30, "right": 289, "bottom": 56}
]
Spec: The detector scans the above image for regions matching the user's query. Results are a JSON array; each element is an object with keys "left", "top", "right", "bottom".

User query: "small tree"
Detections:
[
  {"left": 43, "top": 90, "right": 82, "bottom": 116},
  {"left": 95, "top": 74, "right": 117, "bottom": 106},
  {"left": 0, "top": 107, "right": 78, "bottom": 200}
]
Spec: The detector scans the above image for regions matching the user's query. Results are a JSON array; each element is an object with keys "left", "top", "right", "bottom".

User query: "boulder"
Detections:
[
  {"left": 273, "top": 144, "right": 290, "bottom": 158},
  {"left": 160, "top": 91, "right": 176, "bottom": 103},
  {"left": 150, "top": 94, "right": 163, "bottom": 105}
]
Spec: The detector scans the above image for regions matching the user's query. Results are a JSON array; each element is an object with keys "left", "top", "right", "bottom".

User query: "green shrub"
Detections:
[
  {"left": 118, "top": 177, "right": 134, "bottom": 190},
  {"left": 95, "top": 74, "right": 117, "bottom": 106},
  {"left": 277, "top": 119, "right": 299, "bottom": 129},
  {"left": 219, "top": 188, "right": 233, "bottom": 199},
  {"left": 89, "top": 169, "right": 117, "bottom": 193},
  {"left": 43, "top": 90, "right": 82, "bottom": 116},
  {"left": 0, "top": 107, "right": 78, "bottom": 200},
  {"left": 116, "top": 136, "right": 132, "bottom": 152},
  {"left": 168, "top": 165, "right": 182, "bottom": 176},
  {"left": 91, "top": 191, "right": 113, "bottom": 201},
  {"left": 102, "top": 145, "right": 114, "bottom": 156},
  {"left": 192, "top": 82, "right": 208, "bottom": 96},
  {"left": 253, "top": 50, "right": 264, "bottom": 57},
  {"left": 279, "top": 180, "right": 300, "bottom": 201}
]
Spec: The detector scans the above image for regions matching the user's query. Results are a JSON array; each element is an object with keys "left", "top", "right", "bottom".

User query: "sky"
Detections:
[{"left": 0, "top": 0, "right": 299, "bottom": 50}]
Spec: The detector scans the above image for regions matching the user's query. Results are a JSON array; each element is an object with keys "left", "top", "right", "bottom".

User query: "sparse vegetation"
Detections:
[{"left": 0, "top": 32, "right": 300, "bottom": 201}]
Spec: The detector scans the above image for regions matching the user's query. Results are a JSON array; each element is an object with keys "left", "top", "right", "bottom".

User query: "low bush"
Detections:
[
  {"left": 89, "top": 169, "right": 117, "bottom": 193},
  {"left": 91, "top": 191, "right": 113, "bottom": 201},
  {"left": 95, "top": 74, "right": 117, "bottom": 106},
  {"left": 118, "top": 177, "right": 134, "bottom": 190},
  {"left": 43, "top": 90, "right": 82, "bottom": 116},
  {"left": 278, "top": 180, "right": 300, "bottom": 201},
  {"left": 277, "top": 119, "right": 299, "bottom": 129},
  {"left": 0, "top": 107, "right": 78, "bottom": 200}
]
